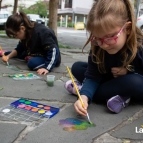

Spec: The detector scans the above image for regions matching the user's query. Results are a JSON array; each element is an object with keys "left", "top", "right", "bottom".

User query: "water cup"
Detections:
[{"left": 47, "top": 75, "right": 55, "bottom": 87}]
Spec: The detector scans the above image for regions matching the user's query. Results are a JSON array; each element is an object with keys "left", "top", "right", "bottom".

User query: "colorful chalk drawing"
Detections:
[
  {"left": 6, "top": 65, "right": 22, "bottom": 71},
  {"left": 59, "top": 118, "right": 95, "bottom": 132},
  {"left": 8, "top": 73, "right": 40, "bottom": 80}
]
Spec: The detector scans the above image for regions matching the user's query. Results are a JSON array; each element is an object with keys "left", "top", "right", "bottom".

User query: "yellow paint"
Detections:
[{"left": 38, "top": 110, "right": 45, "bottom": 114}]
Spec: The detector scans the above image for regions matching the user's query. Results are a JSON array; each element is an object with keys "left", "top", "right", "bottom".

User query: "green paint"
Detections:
[
  {"left": 0, "top": 87, "right": 3, "bottom": 91},
  {"left": 47, "top": 80, "right": 54, "bottom": 87},
  {"left": 19, "top": 99, "right": 25, "bottom": 102},
  {"left": 25, "top": 101, "right": 31, "bottom": 104},
  {"left": 7, "top": 65, "right": 22, "bottom": 71}
]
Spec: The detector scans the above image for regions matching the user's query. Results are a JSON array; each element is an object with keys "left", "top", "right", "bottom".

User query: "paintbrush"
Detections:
[
  {"left": 0, "top": 46, "right": 9, "bottom": 66},
  {"left": 66, "top": 66, "right": 92, "bottom": 124}
]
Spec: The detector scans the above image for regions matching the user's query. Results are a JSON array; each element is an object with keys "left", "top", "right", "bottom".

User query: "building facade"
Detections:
[{"left": 58, "top": 0, "right": 93, "bottom": 27}]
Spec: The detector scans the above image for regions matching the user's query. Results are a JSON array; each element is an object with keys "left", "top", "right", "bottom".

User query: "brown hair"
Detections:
[
  {"left": 83, "top": 0, "right": 143, "bottom": 73},
  {"left": 5, "top": 11, "right": 35, "bottom": 47}
]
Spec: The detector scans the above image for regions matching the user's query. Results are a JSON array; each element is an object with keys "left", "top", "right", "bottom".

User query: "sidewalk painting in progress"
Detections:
[{"left": 59, "top": 118, "right": 96, "bottom": 132}]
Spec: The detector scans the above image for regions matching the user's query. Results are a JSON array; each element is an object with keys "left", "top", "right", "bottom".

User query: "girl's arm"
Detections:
[
  {"left": 43, "top": 47, "right": 60, "bottom": 71},
  {"left": 74, "top": 78, "right": 99, "bottom": 116},
  {"left": 74, "top": 51, "right": 101, "bottom": 116},
  {"left": 7, "top": 50, "right": 17, "bottom": 59},
  {"left": 80, "top": 78, "right": 99, "bottom": 103}
]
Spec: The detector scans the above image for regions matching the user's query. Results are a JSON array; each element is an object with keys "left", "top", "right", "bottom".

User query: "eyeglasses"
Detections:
[{"left": 91, "top": 23, "right": 126, "bottom": 46}]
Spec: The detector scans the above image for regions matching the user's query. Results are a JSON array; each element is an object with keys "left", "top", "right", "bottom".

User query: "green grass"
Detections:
[
  {"left": 0, "top": 30, "right": 6, "bottom": 34},
  {"left": 58, "top": 43, "right": 72, "bottom": 49}
]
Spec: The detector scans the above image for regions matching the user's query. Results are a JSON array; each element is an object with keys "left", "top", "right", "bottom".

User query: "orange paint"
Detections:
[{"left": 31, "top": 108, "right": 39, "bottom": 112}]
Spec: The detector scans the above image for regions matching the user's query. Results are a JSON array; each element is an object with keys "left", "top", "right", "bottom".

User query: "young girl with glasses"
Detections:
[
  {"left": 2, "top": 12, "right": 61, "bottom": 75},
  {"left": 65, "top": 0, "right": 143, "bottom": 115}
]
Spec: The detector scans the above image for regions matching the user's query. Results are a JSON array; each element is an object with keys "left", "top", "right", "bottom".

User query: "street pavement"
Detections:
[{"left": 0, "top": 28, "right": 143, "bottom": 143}]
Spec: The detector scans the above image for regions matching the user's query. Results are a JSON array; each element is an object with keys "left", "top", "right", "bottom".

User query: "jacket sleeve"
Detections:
[
  {"left": 80, "top": 78, "right": 99, "bottom": 104},
  {"left": 85, "top": 51, "right": 102, "bottom": 82},
  {"left": 43, "top": 46, "right": 60, "bottom": 71},
  {"left": 80, "top": 50, "right": 102, "bottom": 103},
  {"left": 14, "top": 41, "right": 25, "bottom": 55},
  {"left": 38, "top": 27, "right": 60, "bottom": 71},
  {"left": 133, "top": 46, "right": 143, "bottom": 75}
]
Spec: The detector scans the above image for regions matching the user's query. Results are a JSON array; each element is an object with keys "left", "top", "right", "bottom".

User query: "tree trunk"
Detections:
[
  {"left": 0, "top": 0, "right": 2, "bottom": 10},
  {"left": 49, "top": 0, "right": 58, "bottom": 36},
  {"left": 13, "top": 0, "right": 18, "bottom": 14}
]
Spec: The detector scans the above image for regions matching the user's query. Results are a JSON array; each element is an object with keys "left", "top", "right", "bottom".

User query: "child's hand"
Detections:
[
  {"left": 74, "top": 95, "right": 89, "bottom": 116},
  {"left": 111, "top": 67, "right": 128, "bottom": 78},
  {"left": 2, "top": 55, "right": 9, "bottom": 62},
  {"left": 37, "top": 68, "right": 49, "bottom": 75}
]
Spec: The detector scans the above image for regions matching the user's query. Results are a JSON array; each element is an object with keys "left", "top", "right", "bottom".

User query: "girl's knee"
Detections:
[
  {"left": 27, "top": 59, "right": 35, "bottom": 70},
  {"left": 128, "top": 74, "right": 143, "bottom": 85},
  {"left": 71, "top": 62, "right": 82, "bottom": 75},
  {"left": 72, "top": 62, "right": 80, "bottom": 69}
]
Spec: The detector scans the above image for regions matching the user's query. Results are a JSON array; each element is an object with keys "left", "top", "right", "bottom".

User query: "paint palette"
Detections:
[
  {"left": 8, "top": 73, "right": 40, "bottom": 80},
  {"left": 0, "top": 105, "right": 48, "bottom": 126},
  {"left": 10, "top": 98, "right": 60, "bottom": 118}
]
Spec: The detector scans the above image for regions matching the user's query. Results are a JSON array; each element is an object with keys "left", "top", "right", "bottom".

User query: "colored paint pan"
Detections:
[{"left": 10, "top": 98, "right": 60, "bottom": 118}]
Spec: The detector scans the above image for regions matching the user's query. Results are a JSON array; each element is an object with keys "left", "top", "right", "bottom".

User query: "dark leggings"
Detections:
[{"left": 71, "top": 61, "right": 143, "bottom": 101}]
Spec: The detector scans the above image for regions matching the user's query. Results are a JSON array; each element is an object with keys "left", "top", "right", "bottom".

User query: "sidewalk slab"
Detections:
[
  {"left": 0, "top": 122, "right": 26, "bottom": 143},
  {"left": 0, "top": 76, "right": 76, "bottom": 103},
  {"left": 111, "top": 115, "right": 143, "bottom": 140},
  {"left": 0, "top": 98, "right": 16, "bottom": 121},
  {"left": 20, "top": 103, "right": 142, "bottom": 143}
]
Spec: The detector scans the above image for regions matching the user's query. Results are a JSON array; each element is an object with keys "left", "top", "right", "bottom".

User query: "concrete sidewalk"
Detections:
[{"left": 0, "top": 37, "right": 143, "bottom": 143}]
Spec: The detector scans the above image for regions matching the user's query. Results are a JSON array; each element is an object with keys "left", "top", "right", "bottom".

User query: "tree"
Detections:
[
  {"left": 0, "top": 0, "right": 2, "bottom": 9},
  {"left": 21, "top": 1, "right": 48, "bottom": 18},
  {"left": 49, "top": 0, "right": 58, "bottom": 36},
  {"left": 6, "top": 0, "right": 58, "bottom": 35},
  {"left": 13, "top": 0, "right": 18, "bottom": 14}
]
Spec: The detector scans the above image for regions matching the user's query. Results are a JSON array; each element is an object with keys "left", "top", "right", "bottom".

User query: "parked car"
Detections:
[
  {"left": 136, "top": 14, "right": 143, "bottom": 31},
  {"left": 0, "top": 10, "right": 10, "bottom": 30},
  {"left": 27, "top": 14, "right": 45, "bottom": 24}
]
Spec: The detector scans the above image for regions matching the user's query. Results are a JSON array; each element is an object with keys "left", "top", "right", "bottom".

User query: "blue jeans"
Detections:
[{"left": 27, "top": 56, "right": 45, "bottom": 70}]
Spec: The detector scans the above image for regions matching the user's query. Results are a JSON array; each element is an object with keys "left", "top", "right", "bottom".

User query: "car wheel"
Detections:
[{"left": 140, "top": 26, "right": 143, "bottom": 31}]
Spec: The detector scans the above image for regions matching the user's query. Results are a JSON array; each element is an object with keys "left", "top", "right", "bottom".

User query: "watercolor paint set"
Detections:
[
  {"left": 8, "top": 73, "right": 40, "bottom": 80},
  {"left": 10, "top": 98, "right": 60, "bottom": 118}
]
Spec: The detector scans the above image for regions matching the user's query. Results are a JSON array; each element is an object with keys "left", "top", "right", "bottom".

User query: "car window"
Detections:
[{"left": 33, "top": 15, "right": 40, "bottom": 18}]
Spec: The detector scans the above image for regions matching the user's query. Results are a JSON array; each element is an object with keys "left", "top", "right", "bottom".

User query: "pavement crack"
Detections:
[
  {"left": 13, "top": 126, "right": 36, "bottom": 143},
  {"left": 109, "top": 108, "right": 143, "bottom": 134}
]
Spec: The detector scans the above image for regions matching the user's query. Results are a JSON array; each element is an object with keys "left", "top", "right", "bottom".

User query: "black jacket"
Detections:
[{"left": 15, "top": 23, "right": 61, "bottom": 71}]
